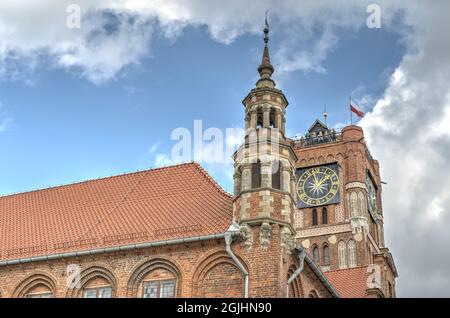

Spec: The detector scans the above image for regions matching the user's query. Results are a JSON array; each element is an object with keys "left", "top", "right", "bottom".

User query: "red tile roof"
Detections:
[
  {"left": 324, "top": 266, "right": 369, "bottom": 298},
  {"left": 0, "top": 162, "right": 233, "bottom": 261}
]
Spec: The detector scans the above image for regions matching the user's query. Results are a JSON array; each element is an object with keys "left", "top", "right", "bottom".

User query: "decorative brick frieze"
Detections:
[{"left": 295, "top": 223, "right": 352, "bottom": 239}]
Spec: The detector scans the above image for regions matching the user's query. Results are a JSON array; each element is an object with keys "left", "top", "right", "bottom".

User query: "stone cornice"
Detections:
[
  {"left": 345, "top": 182, "right": 368, "bottom": 191},
  {"left": 233, "top": 187, "right": 296, "bottom": 204},
  {"left": 240, "top": 217, "right": 296, "bottom": 234}
]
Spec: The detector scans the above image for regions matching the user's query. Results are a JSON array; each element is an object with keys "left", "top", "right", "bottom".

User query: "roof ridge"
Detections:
[
  {"left": 0, "top": 162, "right": 197, "bottom": 200},
  {"left": 191, "top": 162, "right": 234, "bottom": 199}
]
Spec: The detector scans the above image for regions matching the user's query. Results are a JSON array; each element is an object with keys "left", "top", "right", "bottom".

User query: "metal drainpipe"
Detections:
[
  {"left": 224, "top": 231, "right": 249, "bottom": 298},
  {"left": 286, "top": 248, "right": 306, "bottom": 298}
]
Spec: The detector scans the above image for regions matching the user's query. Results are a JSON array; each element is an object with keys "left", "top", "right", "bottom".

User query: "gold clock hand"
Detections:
[{"left": 317, "top": 175, "right": 331, "bottom": 187}]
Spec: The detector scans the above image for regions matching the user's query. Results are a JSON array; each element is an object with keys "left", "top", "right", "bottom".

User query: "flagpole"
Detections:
[{"left": 350, "top": 96, "right": 353, "bottom": 125}]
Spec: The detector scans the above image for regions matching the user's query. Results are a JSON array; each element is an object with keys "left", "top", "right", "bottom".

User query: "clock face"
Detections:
[
  {"left": 296, "top": 164, "right": 340, "bottom": 208},
  {"left": 366, "top": 173, "right": 377, "bottom": 214}
]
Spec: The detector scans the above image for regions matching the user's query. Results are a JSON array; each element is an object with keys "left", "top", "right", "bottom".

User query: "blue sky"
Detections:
[{"left": 0, "top": 24, "right": 404, "bottom": 195}]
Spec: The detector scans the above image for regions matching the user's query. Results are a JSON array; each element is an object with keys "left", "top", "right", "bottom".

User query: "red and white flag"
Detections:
[{"left": 350, "top": 99, "right": 364, "bottom": 118}]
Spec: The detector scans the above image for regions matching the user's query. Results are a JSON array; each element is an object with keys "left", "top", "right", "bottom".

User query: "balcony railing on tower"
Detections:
[{"left": 293, "top": 130, "right": 342, "bottom": 148}]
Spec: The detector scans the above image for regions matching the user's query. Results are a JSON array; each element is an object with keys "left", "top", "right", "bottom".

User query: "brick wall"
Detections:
[{"left": 0, "top": 238, "right": 331, "bottom": 298}]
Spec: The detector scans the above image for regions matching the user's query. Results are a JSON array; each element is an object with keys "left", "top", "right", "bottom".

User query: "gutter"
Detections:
[
  {"left": 0, "top": 232, "right": 238, "bottom": 267},
  {"left": 286, "top": 248, "right": 306, "bottom": 297},
  {"left": 224, "top": 224, "right": 249, "bottom": 298},
  {"left": 296, "top": 246, "right": 340, "bottom": 298}
]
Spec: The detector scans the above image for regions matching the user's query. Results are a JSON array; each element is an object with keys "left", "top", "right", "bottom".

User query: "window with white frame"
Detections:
[
  {"left": 83, "top": 286, "right": 112, "bottom": 298},
  {"left": 142, "top": 280, "right": 175, "bottom": 298},
  {"left": 338, "top": 241, "right": 347, "bottom": 269},
  {"left": 82, "top": 277, "right": 113, "bottom": 298},
  {"left": 348, "top": 239, "right": 357, "bottom": 268},
  {"left": 323, "top": 245, "right": 330, "bottom": 266},
  {"left": 312, "top": 246, "right": 320, "bottom": 264}
]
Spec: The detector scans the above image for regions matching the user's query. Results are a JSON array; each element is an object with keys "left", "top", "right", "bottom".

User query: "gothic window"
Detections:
[
  {"left": 357, "top": 192, "right": 366, "bottom": 216},
  {"left": 322, "top": 245, "right": 330, "bottom": 266},
  {"left": 338, "top": 241, "right": 347, "bottom": 269},
  {"left": 308, "top": 290, "right": 319, "bottom": 298},
  {"left": 312, "top": 246, "right": 320, "bottom": 264},
  {"left": 322, "top": 207, "right": 328, "bottom": 224},
  {"left": 312, "top": 208, "right": 318, "bottom": 226},
  {"left": 25, "top": 284, "right": 53, "bottom": 298},
  {"left": 256, "top": 111, "right": 263, "bottom": 128},
  {"left": 269, "top": 109, "right": 276, "bottom": 128},
  {"left": 251, "top": 160, "right": 261, "bottom": 189},
  {"left": 350, "top": 192, "right": 358, "bottom": 217},
  {"left": 271, "top": 161, "right": 281, "bottom": 190},
  {"left": 348, "top": 240, "right": 357, "bottom": 268}
]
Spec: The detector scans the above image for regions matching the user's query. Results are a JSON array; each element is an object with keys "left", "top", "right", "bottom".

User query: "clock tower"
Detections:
[
  {"left": 293, "top": 121, "right": 398, "bottom": 297},
  {"left": 232, "top": 17, "right": 397, "bottom": 298}
]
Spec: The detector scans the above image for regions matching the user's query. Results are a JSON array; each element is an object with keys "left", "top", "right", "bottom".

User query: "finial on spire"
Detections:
[
  {"left": 323, "top": 104, "right": 328, "bottom": 127},
  {"left": 257, "top": 11, "right": 275, "bottom": 86}
]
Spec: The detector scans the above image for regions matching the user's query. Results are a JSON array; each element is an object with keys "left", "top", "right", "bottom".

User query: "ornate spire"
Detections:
[{"left": 257, "top": 12, "right": 275, "bottom": 87}]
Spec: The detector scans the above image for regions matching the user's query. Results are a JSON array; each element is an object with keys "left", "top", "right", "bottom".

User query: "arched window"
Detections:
[
  {"left": 13, "top": 274, "right": 56, "bottom": 298},
  {"left": 256, "top": 111, "right": 263, "bottom": 128},
  {"left": 312, "top": 208, "right": 318, "bottom": 226},
  {"left": 338, "top": 241, "right": 347, "bottom": 269},
  {"left": 269, "top": 109, "right": 276, "bottom": 128},
  {"left": 83, "top": 277, "right": 113, "bottom": 298},
  {"left": 271, "top": 160, "right": 281, "bottom": 190},
  {"left": 322, "top": 245, "right": 330, "bottom": 266},
  {"left": 322, "top": 207, "right": 328, "bottom": 224},
  {"left": 357, "top": 192, "right": 366, "bottom": 216},
  {"left": 348, "top": 239, "right": 357, "bottom": 268},
  {"left": 127, "top": 259, "right": 181, "bottom": 298},
  {"left": 312, "top": 246, "right": 320, "bottom": 264},
  {"left": 25, "top": 284, "right": 53, "bottom": 298},
  {"left": 251, "top": 160, "right": 261, "bottom": 189},
  {"left": 350, "top": 192, "right": 358, "bottom": 217},
  {"left": 308, "top": 290, "right": 319, "bottom": 298}
]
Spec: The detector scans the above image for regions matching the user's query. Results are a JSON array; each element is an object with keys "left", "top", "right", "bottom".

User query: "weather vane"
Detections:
[{"left": 264, "top": 10, "right": 269, "bottom": 44}]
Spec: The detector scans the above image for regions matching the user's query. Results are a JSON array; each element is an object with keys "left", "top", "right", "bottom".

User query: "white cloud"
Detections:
[
  {"left": 0, "top": 117, "right": 12, "bottom": 132},
  {"left": 359, "top": 1, "right": 450, "bottom": 297},
  {"left": 153, "top": 153, "right": 174, "bottom": 167},
  {"left": 0, "top": 0, "right": 154, "bottom": 84},
  {"left": 0, "top": 0, "right": 402, "bottom": 83}
]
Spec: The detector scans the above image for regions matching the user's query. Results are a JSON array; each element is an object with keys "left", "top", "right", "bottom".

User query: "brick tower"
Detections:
[
  {"left": 232, "top": 19, "right": 299, "bottom": 297},
  {"left": 293, "top": 120, "right": 398, "bottom": 297}
]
